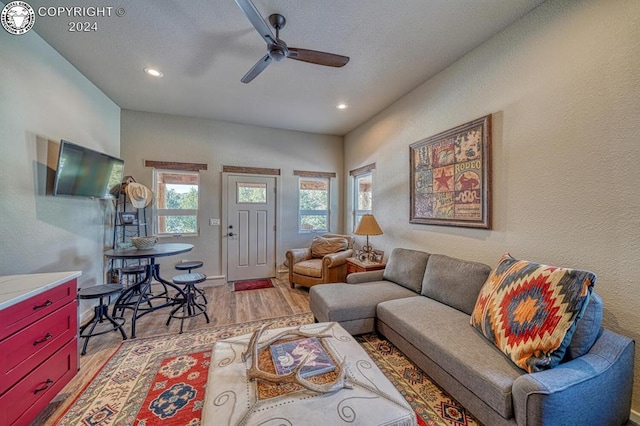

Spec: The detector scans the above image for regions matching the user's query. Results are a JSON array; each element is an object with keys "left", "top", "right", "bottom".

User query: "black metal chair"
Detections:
[
  {"left": 78, "top": 284, "right": 127, "bottom": 355},
  {"left": 166, "top": 273, "right": 210, "bottom": 333}
]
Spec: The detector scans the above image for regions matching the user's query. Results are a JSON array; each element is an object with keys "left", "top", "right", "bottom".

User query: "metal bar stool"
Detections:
[
  {"left": 78, "top": 284, "right": 127, "bottom": 355},
  {"left": 175, "top": 260, "right": 207, "bottom": 303},
  {"left": 120, "top": 264, "right": 146, "bottom": 287},
  {"left": 112, "top": 264, "right": 154, "bottom": 318},
  {"left": 166, "top": 273, "right": 209, "bottom": 334},
  {"left": 175, "top": 260, "right": 204, "bottom": 273}
]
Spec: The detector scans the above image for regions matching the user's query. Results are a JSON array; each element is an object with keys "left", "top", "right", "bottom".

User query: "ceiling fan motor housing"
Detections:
[
  {"left": 269, "top": 47, "right": 287, "bottom": 61},
  {"left": 269, "top": 40, "right": 288, "bottom": 61}
]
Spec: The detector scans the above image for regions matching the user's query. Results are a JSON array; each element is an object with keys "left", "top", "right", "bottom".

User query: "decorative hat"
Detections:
[{"left": 126, "top": 183, "right": 154, "bottom": 208}]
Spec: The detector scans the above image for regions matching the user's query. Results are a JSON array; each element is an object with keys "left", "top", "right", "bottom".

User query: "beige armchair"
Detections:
[{"left": 286, "top": 233, "right": 354, "bottom": 288}]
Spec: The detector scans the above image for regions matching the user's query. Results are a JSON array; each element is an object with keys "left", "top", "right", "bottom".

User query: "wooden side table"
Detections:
[{"left": 346, "top": 257, "right": 386, "bottom": 275}]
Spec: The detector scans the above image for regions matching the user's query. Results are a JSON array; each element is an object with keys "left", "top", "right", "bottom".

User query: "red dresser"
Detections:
[{"left": 0, "top": 272, "right": 80, "bottom": 426}]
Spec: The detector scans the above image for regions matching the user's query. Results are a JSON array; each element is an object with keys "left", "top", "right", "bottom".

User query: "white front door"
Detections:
[{"left": 226, "top": 175, "right": 276, "bottom": 281}]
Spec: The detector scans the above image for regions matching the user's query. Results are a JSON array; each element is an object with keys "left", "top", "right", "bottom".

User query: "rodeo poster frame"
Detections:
[{"left": 409, "top": 115, "right": 492, "bottom": 229}]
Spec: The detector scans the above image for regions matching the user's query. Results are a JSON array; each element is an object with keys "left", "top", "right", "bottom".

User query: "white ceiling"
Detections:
[{"left": 28, "top": 0, "right": 545, "bottom": 135}]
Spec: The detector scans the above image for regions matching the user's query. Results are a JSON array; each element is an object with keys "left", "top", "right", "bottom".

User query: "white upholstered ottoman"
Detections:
[{"left": 202, "top": 321, "right": 416, "bottom": 426}]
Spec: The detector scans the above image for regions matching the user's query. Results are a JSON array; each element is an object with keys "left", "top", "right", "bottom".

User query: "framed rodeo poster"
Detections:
[{"left": 409, "top": 115, "right": 492, "bottom": 229}]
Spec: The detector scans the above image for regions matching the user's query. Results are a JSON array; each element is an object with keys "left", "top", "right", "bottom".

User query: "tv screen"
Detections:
[{"left": 53, "top": 140, "right": 124, "bottom": 199}]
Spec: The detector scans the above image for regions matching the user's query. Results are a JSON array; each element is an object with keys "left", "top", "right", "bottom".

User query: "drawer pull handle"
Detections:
[
  {"left": 33, "top": 300, "right": 53, "bottom": 310},
  {"left": 34, "top": 379, "right": 53, "bottom": 394},
  {"left": 33, "top": 333, "right": 53, "bottom": 346}
]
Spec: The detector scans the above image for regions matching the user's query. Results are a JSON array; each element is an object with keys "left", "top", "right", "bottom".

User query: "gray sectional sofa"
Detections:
[{"left": 309, "top": 248, "right": 635, "bottom": 425}]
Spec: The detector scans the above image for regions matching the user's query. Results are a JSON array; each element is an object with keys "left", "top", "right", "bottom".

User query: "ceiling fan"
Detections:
[{"left": 234, "top": 0, "right": 350, "bottom": 83}]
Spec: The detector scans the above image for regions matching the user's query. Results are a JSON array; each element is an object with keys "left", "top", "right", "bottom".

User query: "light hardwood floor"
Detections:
[{"left": 35, "top": 277, "right": 311, "bottom": 425}]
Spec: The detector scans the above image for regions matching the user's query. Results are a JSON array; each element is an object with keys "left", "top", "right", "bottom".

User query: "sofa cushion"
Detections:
[
  {"left": 382, "top": 248, "right": 430, "bottom": 293},
  {"left": 421, "top": 254, "right": 492, "bottom": 315},
  {"left": 292, "top": 259, "right": 323, "bottom": 278},
  {"left": 470, "top": 253, "right": 596, "bottom": 373},
  {"left": 377, "top": 297, "right": 523, "bottom": 418},
  {"left": 309, "top": 281, "right": 418, "bottom": 324},
  {"left": 310, "top": 236, "right": 348, "bottom": 258},
  {"left": 565, "top": 292, "right": 603, "bottom": 360}
]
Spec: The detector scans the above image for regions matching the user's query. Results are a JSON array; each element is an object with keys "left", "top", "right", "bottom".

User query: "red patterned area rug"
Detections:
[
  {"left": 233, "top": 278, "right": 275, "bottom": 291},
  {"left": 53, "top": 314, "right": 479, "bottom": 426}
]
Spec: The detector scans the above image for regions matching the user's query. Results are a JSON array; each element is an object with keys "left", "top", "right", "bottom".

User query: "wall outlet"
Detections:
[{"left": 209, "top": 218, "right": 220, "bottom": 226}]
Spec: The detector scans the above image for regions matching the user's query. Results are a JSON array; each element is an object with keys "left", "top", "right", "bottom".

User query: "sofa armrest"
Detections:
[
  {"left": 346, "top": 270, "right": 386, "bottom": 284},
  {"left": 286, "top": 248, "right": 312, "bottom": 266},
  {"left": 322, "top": 249, "right": 354, "bottom": 269},
  {"left": 512, "top": 328, "right": 634, "bottom": 426}
]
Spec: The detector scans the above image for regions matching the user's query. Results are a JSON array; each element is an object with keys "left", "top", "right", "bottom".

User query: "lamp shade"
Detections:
[{"left": 354, "top": 214, "right": 383, "bottom": 236}]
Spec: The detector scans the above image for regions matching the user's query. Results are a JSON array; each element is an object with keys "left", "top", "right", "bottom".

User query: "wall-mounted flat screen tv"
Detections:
[{"left": 53, "top": 140, "right": 124, "bottom": 199}]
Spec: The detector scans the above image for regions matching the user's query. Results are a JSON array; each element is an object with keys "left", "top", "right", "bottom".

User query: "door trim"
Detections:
[{"left": 221, "top": 172, "right": 281, "bottom": 282}]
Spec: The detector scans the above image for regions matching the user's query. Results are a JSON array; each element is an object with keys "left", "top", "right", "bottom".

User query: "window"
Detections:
[
  {"left": 237, "top": 182, "right": 267, "bottom": 203},
  {"left": 298, "top": 177, "right": 329, "bottom": 232},
  {"left": 153, "top": 169, "right": 199, "bottom": 236},
  {"left": 354, "top": 172, "right": 372, "bottom": 228}
]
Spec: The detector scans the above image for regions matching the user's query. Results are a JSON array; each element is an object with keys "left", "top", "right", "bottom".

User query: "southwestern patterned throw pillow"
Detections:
[{"left": 470, "top": 253, "right": 596, "bottom": 373}]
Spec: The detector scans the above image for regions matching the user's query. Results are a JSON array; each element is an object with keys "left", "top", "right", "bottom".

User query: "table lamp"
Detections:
[{"left": 354, "top": 214, "right": 383, "bottom": 263}]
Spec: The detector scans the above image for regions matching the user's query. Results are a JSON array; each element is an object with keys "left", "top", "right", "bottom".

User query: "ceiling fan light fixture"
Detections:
[{"left": 144, "top": 67, "right": 163, "bottom": 78}]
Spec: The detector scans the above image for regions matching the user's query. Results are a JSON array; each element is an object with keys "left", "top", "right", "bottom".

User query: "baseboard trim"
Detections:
[
  {"left": 201, "top": 276, "right": 226, "bottom": 287},
  {"left": 629, "top": 409, "right": 640, "bottom": 425},
  {"left": 206, "top": 275, "right": 226, "bottom": 281}
]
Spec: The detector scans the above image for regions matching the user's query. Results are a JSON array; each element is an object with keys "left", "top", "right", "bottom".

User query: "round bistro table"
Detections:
[{"left": 104, "top": 243, "right": 194, "bottom": 338}]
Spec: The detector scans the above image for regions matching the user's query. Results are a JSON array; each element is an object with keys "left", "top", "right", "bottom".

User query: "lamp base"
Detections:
[{"left": 357, "top": 245, "right": 377, "bottom": 263}]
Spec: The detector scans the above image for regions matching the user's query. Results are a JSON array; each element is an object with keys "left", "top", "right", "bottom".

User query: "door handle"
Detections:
[{"left": 228, "top": 232, "right": 235, "bottom": 237}]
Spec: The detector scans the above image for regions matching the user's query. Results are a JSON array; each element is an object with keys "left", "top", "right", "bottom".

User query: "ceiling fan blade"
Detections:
[
  {"left": 241, "top": 54, "right": 272, "bottom": 83},
  {"left": 234, "top": 0, "right": 277, "bottom": 45},
  {"left": 288, "top": 48, "right": 350, "bottom": 67}
]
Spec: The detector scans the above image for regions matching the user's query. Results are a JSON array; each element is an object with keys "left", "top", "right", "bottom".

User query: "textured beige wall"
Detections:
[
  {"left": 0, "top": 26, "right": 120, "bottom": 287},
  {"left": 345, "top": 0, "right": 640, "bottom": 412},
  {"left": 120, "top": 110, "right": 344, "bottom": 278}
]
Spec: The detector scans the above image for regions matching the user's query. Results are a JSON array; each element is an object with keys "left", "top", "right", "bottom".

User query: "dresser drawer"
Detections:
[
  {"left": 0, "top": 338, "right": 78, "bottom": 426},
  {"left": 0, "top": 301, "right": 77, "bottom": 395},
  {"left": 0, "top": 279, "right": 76, "bottom": 340}
]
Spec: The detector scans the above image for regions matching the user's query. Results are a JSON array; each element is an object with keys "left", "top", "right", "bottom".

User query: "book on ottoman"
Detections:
[{"left": 270, "top": 337, "right": 335, "bottom": 378}]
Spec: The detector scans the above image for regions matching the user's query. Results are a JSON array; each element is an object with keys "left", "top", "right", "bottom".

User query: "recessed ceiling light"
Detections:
[
  {"left": 144, "top": 67, "right": 163, "bottom": 78},
  {"left": 336, "top": 103, "right": 348, "bottom": 110}
]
